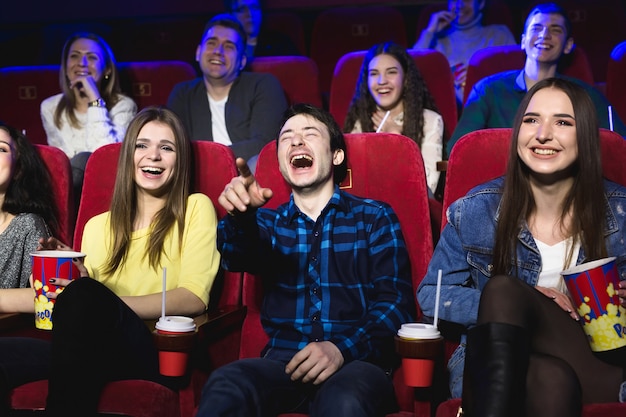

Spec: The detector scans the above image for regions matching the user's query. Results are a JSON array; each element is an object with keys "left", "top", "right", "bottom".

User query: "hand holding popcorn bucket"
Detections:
[
  {"left": 561, "top": 257, "right": 626, "bottom": 352},
  {"left": 30, "top": 250, "right": 85, "bottom": 330}
]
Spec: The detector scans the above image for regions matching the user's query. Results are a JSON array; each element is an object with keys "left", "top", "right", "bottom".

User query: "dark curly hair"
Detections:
[
  {"left": 0, "top": 122, "right": 58, "bottom": 236},
  {"left": 343, "top": 42, "right": 438, "bottom": 147}
]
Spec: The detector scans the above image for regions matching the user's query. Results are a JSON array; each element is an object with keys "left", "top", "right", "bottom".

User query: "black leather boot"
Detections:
[{"left": 458, "top": 322, "right": 529, "bottom": 417}]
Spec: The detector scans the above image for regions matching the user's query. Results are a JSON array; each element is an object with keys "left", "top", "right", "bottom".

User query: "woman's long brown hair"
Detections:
[
  {"left": 103, "top": 106, "right": 191, "bottom": 275},
  {"left": 54, "top": 32, "right": 122, "bottom": 129},
  {"left": 492, "top": 78, "right": 607, "bottom": 276}
]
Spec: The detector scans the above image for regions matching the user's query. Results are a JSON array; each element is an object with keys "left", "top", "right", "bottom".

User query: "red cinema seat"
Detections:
[
  {"left": 0, "top": 65, "right": 60, "bottom": 145},
  {"left": 250, "top": 56, "right": 322, "bottom": 107},
  {"left": 310, "top": 6, "right": 407, "bottom": 98},
  {"left": 34, "top": 145, "right": 75, "bottom": 246},
  {"left": 118, "top": 60, "right": 197, "bottom": 110}
]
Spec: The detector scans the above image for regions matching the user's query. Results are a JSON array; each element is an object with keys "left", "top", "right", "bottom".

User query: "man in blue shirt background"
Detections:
[{"left": 197, "top": 103, "right": 414, "bottom": 417}]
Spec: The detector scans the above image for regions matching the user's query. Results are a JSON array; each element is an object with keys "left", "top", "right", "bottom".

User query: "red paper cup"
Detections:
[
  {"left": 30, "top": 250, "right": 84, "bottom": 330},
  {"left": 561, "top": 257, "right": 626, "bottom": 352},
  {"left": 154, "top": 316, "right": 197, "bottom": 376},
  {"left": 394, "top": 323, "right": 443, "bottom": 387}
]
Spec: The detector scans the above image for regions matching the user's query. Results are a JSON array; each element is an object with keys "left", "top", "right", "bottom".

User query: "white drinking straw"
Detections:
[
  {"left": 433, "top": 269, "right": 442, "bottom": 328},
  {"left": 161, "top": 267, "right": 167, "bottom": 319},
  {"left": 376, "top": 110, "right": 391, "bottom": 133},
  {"left": 608, "top": 105, "right": 614, "bottom": 132}
]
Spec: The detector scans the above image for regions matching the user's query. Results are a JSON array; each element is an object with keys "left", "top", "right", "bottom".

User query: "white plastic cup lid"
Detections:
[
  {"left": 397, "top": 323, "right": 441, "bottom": 339},
  {"left": 155, "top": 316, "right": 196, "bottom": 332},
  {"left": 31, "top": 250, "right": 86, "bottom": 258}
]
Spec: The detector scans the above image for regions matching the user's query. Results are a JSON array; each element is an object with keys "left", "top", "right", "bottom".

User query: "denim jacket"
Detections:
[{"left": 417, "top": 177, "right": 626, "bottom": 398}]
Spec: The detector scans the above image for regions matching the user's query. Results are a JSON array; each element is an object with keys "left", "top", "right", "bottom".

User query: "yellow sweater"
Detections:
[{"left": 81, "top": 193, "right": 219, "bottom": 308}]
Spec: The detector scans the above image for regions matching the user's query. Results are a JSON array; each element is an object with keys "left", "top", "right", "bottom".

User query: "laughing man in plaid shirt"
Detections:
[{"left": 197, "top": 104, "right": 414, "bottom": 417}]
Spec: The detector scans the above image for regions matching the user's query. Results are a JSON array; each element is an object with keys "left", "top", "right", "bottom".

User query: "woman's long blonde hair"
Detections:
[
  {"left": 103, "top": 106, "right": 191, "bottom": 275},
  {"left": 54, "top": 32, "right": 122, "bottom": 129}
]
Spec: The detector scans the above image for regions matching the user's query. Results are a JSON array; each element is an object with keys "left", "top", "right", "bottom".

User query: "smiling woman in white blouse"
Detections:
[{"left": 40, "top": 31, "right": 136, "bottom": 200}]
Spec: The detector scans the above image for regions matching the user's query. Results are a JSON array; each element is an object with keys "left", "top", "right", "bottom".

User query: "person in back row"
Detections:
[
  {"left": 413, "top": 0, "right": 516, "bottom": 104},
  {"left": 41, "top": 31, "right": 137, "bottom": 199},
  {"left": 167, "top": 13, "right": 287, "bottom": 166},
  {"left": 344, "top": 42, "right": 443, "bottom": 195},
  {"left": 447, "top": 2, "right": 626, "bottom": 156}
]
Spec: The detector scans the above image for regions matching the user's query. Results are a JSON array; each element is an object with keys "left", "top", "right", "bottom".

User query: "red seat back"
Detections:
[
  {"left": 330, "top": 49, "right": 457, "bottom": 141},
  {"left": 35, "top": 145, "right": 74, "bottom": 245},
  {"left": 0, "top": 65, "right": 60, "bottom": 145},
  {"left": 310, "top": 6, "right": 407, "bottom": 97},
  {"left": 118, "top": 60, "right": 197, "bottom": 110},
  {"left": 250, "top": 56, "right": 322, "bottom": 107},
  {"left": 463, "top": 45, "right": 594, "bottom": 105}
]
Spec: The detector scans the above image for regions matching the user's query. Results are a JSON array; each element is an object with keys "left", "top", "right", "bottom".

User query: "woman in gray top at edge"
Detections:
[{"left": 0, "top": 122, "right": 57, "bottom": 300}]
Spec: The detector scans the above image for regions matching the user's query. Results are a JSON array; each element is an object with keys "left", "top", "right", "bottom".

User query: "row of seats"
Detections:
[
  {"left": 3, "top": 39, "right": 626, "bottom": 152},
  {"left": 10, "top": 129, "right": 626, "bottom": 417},
  {"left": 2, "top": 1, "right": 624, "bottom": 92},
  {"left": 0, "top": 61, "right": 197, "bottom": 145}
]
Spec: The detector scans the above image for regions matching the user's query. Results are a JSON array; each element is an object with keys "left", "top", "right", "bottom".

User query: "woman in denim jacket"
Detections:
[{"left": 418, "top": 78, "right": 626, "bottom": 416}]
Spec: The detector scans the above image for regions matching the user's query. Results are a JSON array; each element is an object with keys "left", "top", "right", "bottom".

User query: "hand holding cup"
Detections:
[{"left": 31, "top": 249, "right": 86, "bottom": 329}]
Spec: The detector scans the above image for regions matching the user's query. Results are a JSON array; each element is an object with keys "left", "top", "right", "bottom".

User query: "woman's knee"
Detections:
[
  {"left": 526, "top": 354, "right": 581, "bottom": 417},
  {"left": 482, "top": 275, "right": 523, "bottom": 300},
  {"left": 478, "top": 276, "right": 533, "bottom": 323}
]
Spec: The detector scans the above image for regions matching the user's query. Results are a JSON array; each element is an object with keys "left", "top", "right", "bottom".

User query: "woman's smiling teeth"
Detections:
[
  {"left": 142, "top": 167, "right": 164, "bottom": 175},
  {"left": 533, "top": 148, "right": 557, "bottom": 155},
  {"left": 291, "top": 154, "right": 313, "bottom": 168}
]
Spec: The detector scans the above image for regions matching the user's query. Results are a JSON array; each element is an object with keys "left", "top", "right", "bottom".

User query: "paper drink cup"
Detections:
[
  {"left": 394, "top": 323, "right": 443, "bottom": 387},
  {"left": 561, "top": 257, "right": 626, "bottom": 352},
  {"left": 30, "top": 250, "right": 84, "bottom": 330},
  {"left": 154, "top": 316, "right": 197, "bottom": 376}
]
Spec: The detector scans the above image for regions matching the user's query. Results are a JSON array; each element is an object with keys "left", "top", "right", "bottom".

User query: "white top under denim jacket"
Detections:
[{"left": 417, "top": 176, "right": 626, "bottom": 398}]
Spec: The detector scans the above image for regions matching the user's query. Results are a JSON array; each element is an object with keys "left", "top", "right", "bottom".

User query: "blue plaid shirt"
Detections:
[{"left": 218, "top": 186, "right": 414, "bottom": 367}]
